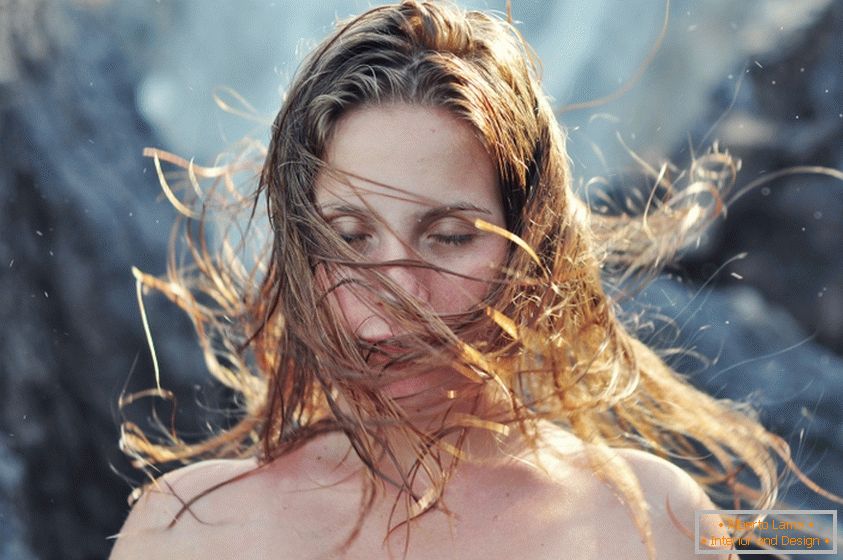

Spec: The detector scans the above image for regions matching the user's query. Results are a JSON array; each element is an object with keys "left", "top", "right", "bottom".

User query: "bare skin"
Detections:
[
  {"left": 109, "top": 421, "right": 733, "bottom": 559},
  {"left": 111, "top": 106, "right": 733, "bottom": 558}
]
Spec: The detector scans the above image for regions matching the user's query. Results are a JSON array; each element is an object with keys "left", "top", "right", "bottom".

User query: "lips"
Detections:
[
  {"left": 359, "top": 334, "right": 410, "bottom": 354},
  {"left": 368, "top": 342, "right": 406, "bottom": 355}
]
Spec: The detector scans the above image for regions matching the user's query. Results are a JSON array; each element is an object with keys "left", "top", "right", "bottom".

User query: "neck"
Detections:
[{"left": 332, "top": 374, "right": 531, "bottom": 505}]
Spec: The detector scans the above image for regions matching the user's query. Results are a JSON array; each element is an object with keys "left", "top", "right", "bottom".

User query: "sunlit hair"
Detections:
[{"left": 122, "top": 1, "right": 839, "bottom": 558}]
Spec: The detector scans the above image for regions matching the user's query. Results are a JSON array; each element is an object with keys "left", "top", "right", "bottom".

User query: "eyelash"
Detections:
[
  {"left": 337, "top": 232, "right": 475, "bottom": 247},
  {"left": 340, "top": 233, "right": 369, "bottom": 245},
  {"left": 429, "top": 233, "right": 475, "bottom": 246}
]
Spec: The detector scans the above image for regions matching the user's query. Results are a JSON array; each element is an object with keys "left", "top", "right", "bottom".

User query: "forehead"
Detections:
[{"left": 316, "top": 104, "right": 501, "bottom": 210}]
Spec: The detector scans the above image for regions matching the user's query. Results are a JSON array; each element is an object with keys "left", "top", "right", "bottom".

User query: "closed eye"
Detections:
[
  {"left": 339, "top": 233, "right": 369, "bottom": 243},
  {"left": 429, "top": 233, "right": 475, "bottom": 246},
  {"left": 338, "top": 232, "right": 372, "bottom": 252}
]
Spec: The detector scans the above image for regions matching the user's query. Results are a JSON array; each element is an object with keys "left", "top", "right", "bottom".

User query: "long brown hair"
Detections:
[{"left": 123, "top": 1, "right": 840, "bottom": 558}]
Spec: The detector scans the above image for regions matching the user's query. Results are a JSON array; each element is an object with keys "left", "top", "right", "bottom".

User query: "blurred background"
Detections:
[{"left": 0, "top": 0, "right": 840, "bottom": 558}]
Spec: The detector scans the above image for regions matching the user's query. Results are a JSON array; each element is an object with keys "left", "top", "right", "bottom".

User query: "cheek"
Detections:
[
  {"left": 317, "top": 265, "right": 391, "bottom": 338},
  {"left": 331, "top": 282, "right": 369, "bottom": 325},
  {"left": 425, "top": 271, "right": 493, "bottom": 314},
  {"left": 426, "top": 242, "right": 508, "bottom": 314}
]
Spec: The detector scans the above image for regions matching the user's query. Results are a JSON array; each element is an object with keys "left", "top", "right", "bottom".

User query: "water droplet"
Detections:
[
  {"left": 761, "top": 187, "right": 771, "bottom": 196},
  {"left": 813, "top": 211, "right": 822, "bottom": 220}
]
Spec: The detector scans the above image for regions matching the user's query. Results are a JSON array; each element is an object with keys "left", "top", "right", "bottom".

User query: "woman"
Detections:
[{"left": 110, "top": 2, "right": 829, "bottom": 558}]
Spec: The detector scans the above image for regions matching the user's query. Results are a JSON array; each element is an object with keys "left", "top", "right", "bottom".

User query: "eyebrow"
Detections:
[{"left": 318, "top": 201, "right": 492, "bottom": 222}]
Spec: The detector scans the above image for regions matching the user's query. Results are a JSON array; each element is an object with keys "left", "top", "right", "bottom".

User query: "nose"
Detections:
[
  {"left": 374, "top": 237, "right": 430, "bottom": 302},
  {"left": 379, "top": 262, "right": 430, "bottom": 302}
]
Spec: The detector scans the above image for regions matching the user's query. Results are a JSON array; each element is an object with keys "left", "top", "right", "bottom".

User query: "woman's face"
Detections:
[{"left": 315, "top": 104, "right": 508, "bottom": 393}]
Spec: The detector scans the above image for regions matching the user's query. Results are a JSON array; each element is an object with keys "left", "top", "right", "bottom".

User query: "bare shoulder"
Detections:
[
  {"left": 613, "top": 448, "right": 736, "bottom": 560},
  {"left": 109, "top": 458, "right": 259, "bottom": 560},
  {"left": 529, "top": 426, "right": 734, "bottom": 559}
]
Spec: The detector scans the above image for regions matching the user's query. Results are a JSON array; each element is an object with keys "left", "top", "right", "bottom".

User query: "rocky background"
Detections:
[{"left": 0, "top": 1, "right": 840, "bottom": 559}]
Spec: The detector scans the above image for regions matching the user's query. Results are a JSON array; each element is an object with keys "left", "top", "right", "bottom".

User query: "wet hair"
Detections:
[{"left": 123, "top": 1, "right": 840, "bottom": 558}]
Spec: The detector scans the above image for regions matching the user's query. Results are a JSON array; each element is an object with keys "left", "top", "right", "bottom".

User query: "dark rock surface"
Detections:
[
  {"left": 1, "top": 2, "right": 208, "bottom": 559},
  {"left": 631, "top": 277, "right": 843, "bottom": 511},
  {"left": 0, "top": 441, "right": 36, "bottom": 559},
  {"left": 679, "top": 0, "right": 843, "bottom": 355}
]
